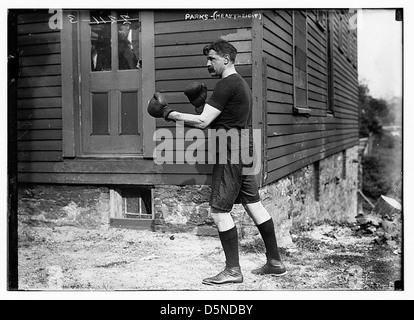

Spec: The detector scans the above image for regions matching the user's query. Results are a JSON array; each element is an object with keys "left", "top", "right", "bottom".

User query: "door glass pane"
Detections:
[
  {"left": 92, "top": 92, "right": 109, "bottom": 135},
  {"left": 121, "top": 92, "right": 138, "bottom": 135},
  {"left": 90, "top": 10, "right": 112, "bottom": 72},
  {"left": 118, "top": 11, "right": 140, "bottom": 70}
]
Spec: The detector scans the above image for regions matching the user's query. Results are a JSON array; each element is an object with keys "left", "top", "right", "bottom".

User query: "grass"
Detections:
[
  {"left": 239, "top": 221, "right": 402, "bottom": 291},
  {"left": 240, "top": 237, "right": 265, "bottom": 255}
]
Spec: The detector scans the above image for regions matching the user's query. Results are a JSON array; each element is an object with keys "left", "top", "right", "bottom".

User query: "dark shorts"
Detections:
[{"left": 209, "top": 153, "right": 261, "bottom": 212}]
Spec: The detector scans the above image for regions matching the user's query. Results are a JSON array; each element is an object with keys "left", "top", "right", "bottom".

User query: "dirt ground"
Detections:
[{"left": 17, "top": 220, "right": 402, "bottom": 292}]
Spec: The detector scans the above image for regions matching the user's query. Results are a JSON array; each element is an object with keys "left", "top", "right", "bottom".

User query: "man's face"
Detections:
[{"left": 206, "top": 49, "right": 228, "bottom": 78}]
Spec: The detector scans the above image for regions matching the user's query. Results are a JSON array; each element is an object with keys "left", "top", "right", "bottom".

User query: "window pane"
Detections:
[
  {"left": 92, "top": 92, "right": 109, "bottom": 135},
  {"left": 295, "top": 88, "right": 307, "bottom": 108},
  {"left": 295, "top": 47, "right": 307, "bottom": 71},
  {"left": 294, "top": 11, "right": 307, "bottom": 32},
  {"left": 338, "top": 15, "right": 345, "bottom": 51},
  {"left": 118, "top": 11, "right": 140, "bottom": 70},
  {"left": 90, "top": 10, "right": 112, "bottom": 72},
  {"left": 121, "top": 92, "right": 138, "bottom": 135},
  {"left": 126, "top": 197, "right": 140, "bottom": 213},
  {"left": 122, "top": 188, "right": 152, "bottom": 219},
  {"left": 295, "top": 67, "right": 307, "bottom": 89},
  {"left": 316, "top": 11, "right": 327, "bottom": 30}
]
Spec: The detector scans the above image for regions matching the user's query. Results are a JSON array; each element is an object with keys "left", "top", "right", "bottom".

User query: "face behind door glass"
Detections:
[{"left": 89, "top": 10, "right": 140, "bottom": 72}]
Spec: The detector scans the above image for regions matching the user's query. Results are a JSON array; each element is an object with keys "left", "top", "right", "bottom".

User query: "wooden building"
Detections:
[{"left": 13, "top": 9, "right": 359, "bottom": 229}]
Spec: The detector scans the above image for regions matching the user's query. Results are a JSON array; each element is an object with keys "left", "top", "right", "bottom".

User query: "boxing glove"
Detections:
[
  {"left": 184, "top": 82, "right": 207, "bottom": 115},
  {"left": 147, "top": 92, "right": 174, "bottom": 120}
]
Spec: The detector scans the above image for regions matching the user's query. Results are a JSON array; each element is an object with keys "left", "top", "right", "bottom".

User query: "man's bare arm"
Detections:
[{"left": 167, "top": 104, "right": 221, "bottom": 129}]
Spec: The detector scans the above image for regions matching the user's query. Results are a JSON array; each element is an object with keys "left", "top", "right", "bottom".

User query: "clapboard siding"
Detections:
[
  {"left": 153, "top": 10, "right": 254, "bottom": 177},
  {"left": 17, "top": 10, "right": 63, "bottom": 164},
  {"left": 267, "top": 134, "right": 358, "bottom": 172},
  {"left": 264, "top": 51, "right": 293, "bottom": 75},
  {"left": 266, "top": 139, "right": 357, "bottom": 184},
  {"left": 262, "top": 9, "right": 359, "bottom": 185},
  {"left": 155, "top": 65, "right": 251, "bottom": 81},
  {"left": 306, "top": 10, "right": 329, "bottom": 115},
  {"left": 155, "top": 17, "right": 252, "bottom": 34},
  {"left": 19, "top": 76, "right": 62, "bottom": 88},
  {"left": 262, "top": 10, "right": 292, "bottom": 183},
  {"left": 155, "top": 52, "right": 252, "bottom": 70},
  {"left": 18, "top": 129, "right": 63, "bottom": 141},
  {"left": 267, "top": 122, "right": 358, "bottom": 137},
  {"left": 18, "top": 171, "right": 211, "bottom": 186},
  {"left": 19, "top": 43, "right": 61, "bottom": 56},
  {"left": 17, "top": 107, "right": 61, "bottom": 120},
  {"left": 263, "top": 10, "right": 294, "bottom": 127},
  {"left": 155, "top": 28, "right": 252, "bottom": 46},
  {"left": 266, "top": 127, "right": 357, "bottom": 149}
]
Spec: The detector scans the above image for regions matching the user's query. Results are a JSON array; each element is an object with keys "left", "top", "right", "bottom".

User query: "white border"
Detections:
[{"left": 1, "top": 0, "right": 412, "bottom": 301}]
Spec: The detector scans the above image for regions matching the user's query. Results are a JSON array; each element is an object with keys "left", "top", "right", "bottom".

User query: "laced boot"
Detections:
[
  {"left": 202, "top": 266, "right": 243, "bottom": 285},
  {"left": 252, "top": 259, "right": 287, "bottom": 276}
]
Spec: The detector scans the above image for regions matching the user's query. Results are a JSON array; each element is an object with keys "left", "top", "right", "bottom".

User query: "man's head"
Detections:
[{"left": 203, "top": 39, "right": 237, "bottom": 78}]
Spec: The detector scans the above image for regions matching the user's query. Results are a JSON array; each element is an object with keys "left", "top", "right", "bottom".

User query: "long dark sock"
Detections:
[
  {"left": 256, "top": 218, "right": 281, "bottom": 261},
  {"left": 218, "top": 226, "right": 240, "bottom": 268}
]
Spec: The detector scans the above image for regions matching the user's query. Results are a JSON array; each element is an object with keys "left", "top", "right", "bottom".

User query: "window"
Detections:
[
  {"left": 349, "top": 31, "right": 358, "bottom": 68},
  {"left": 327, "top": 11, "right": 335, "bottom": 114},
  {"left": 338, "top": 11, "right": 356, "bottom": 66},
  {"left": 346, "top": 28, "right": 352, "bottom": 62},
  {"left": 122, "top": 187, "right": 153, "bottom": 219},
  {"left": 338, "top": 14, "right": 345, "bottom": 54},
  {"left": 316, "top": 10, "right": 327, "bottom": 30},
  {"left": 293, "top": 10, "right": 310, "bottom": 115},
  {"left": 109, "top": 187, "right": 154, "bottom": 230}
]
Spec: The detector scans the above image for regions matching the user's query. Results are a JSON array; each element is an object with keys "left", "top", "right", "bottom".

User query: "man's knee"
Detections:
[
  {"left": 243, "top": 201, "right": 270, "bottom": 225},
  {"left": 210, "top": 207, "right": 235, "bottom": 231},
  {"left": 210, "top": 208, "right": 231, "bottom": 222},
  {"left": 243, "top": 201, "right": 264, "bottom": 213}
]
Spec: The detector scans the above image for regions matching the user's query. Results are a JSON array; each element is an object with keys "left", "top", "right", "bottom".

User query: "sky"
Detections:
[{"left": 357, "top": 9, "right": 403, "bottom": 100}]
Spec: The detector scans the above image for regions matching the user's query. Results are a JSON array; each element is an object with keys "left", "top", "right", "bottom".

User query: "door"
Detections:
[{"left": 79, "top": 10, "right": 143, "bottom": 155}]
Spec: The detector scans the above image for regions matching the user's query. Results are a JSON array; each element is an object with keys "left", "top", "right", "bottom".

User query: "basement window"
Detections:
[
  {"left": 122, "top": 187, "right": 153, "bottom": 219},
  {"left": 109, "top": 186, "right": 154, "bottom": 230}
]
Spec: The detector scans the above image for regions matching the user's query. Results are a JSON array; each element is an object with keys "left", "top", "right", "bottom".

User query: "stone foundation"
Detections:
[
  {"left": 17, "top": 185, "right": 109, "bottom": 228},
  {"left": 258, "top": 146, "right": 359, "bottom": 246},
  {"left": 17, "top": 147, "right": 359, "bottom": 248}
]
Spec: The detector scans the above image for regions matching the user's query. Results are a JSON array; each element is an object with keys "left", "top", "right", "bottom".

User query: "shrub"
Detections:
[
  {"left": 362, "top": 154, "right": 393, "bottom": 200},
  {"left": 375, "top": 131, "right": 395, "bottom": 149}
]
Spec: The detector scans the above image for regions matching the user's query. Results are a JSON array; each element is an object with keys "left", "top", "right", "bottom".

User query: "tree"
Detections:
[
  {"left": 359, "top": 83, "right": 400, "bottom": 202},
  {"left": 359, "top": 83, "right": 395, "bottom": 137}
]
